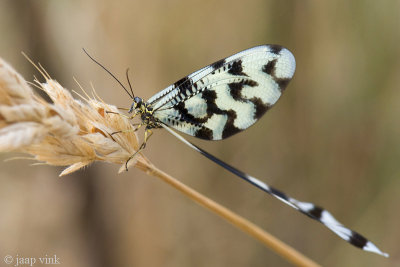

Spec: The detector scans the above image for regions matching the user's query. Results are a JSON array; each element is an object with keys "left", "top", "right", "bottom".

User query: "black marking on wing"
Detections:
[
  {"left": 228, "top": 81, "right": 270, "bottom": 120},
  {"left": 228, "top": 80, "right": 259, "bottom": 102},
  {"left": 269, "top": 45, "right": 283, "bottom": 55},
  {"left": 262, "top": 59, "right": 277, "bottom": 75},
  {"left": 228, "top": 60, "right": 247, "bottom": 76},
  {"left": 228, "top": 83, "right": 244, "bottom": 101},
  {"left": 275, "top": 78, "right": 291, "bottom": 91},
  {"left": 174, "top": 102, "right": 208, "bottom": 125},
  {"left": 174, "top": 76, "right": 194, "bottom": 98},
  {"left": 202, "top": 89, "right": 219, "bottom": 116},
  {"left": 222, "top": 110, "right": 240, "bottom": 139},
  {"left": 201, "top": 89, "right": 241, "bottom": 139},
  {"left": 270, "top": 187, "right": 289, "bottom": 201},
  {"left": 173, "top": 76, "right": 189, "bottom": 89},
  {"left": 349, "top": 232, "right": 368, "bottom": 249},
  {"left": 262, "top": 59, "right": 291, "bottom": 92},
  {"left": 211, "top": 58, "right": 226, "bottom": 70},
  {"left": 244, "top": 79, "right": 259, "bottom": 87},
  {"left": 202, "top": 90, "right": 231, "bottom": 119},
  {"left": 165, "top": 117, "right": 175, "bottom": 126},
  {"left": 251, "top": 97, "right": 271, "bottom": 119},
  {"left": 195, "top": 127, "right": 213, "bottom": 139},
  {"left": 307, "top": 206, "right": 323, "bottom": 219}
]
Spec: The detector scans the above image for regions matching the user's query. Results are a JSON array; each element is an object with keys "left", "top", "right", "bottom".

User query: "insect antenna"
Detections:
[
  {"left": 125, "top": 68, "right": 135, "bottom": 98},
  {"left": 82, "top": 48, "right": 134, "bottom": 99}
]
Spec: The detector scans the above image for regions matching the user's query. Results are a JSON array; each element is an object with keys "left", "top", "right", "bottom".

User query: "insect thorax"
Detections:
[
  {"left": 140, "top": 108, "right": 160, "bottom": 129},
  {"left": 130, "top": 97, "right": 161, "bottom": 129}
]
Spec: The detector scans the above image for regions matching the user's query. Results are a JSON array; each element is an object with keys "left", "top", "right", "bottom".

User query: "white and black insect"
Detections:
[{"left": 85, "top": 45, "right": 387, "bottom": 257}]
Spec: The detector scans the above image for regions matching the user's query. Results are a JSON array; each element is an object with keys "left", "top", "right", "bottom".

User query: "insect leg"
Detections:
[
  {"left": 124, "top": 128, "right": 153, "bottom": 170},
  {"left": 106, "top": 110, "right": 138, "bottom": 120},
  {"left": 111, "top": 123, "right": 142, "bottom": 136}
]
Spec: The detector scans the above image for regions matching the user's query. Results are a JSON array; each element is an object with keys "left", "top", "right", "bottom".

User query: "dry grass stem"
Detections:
[
  {"left": 140, "top": 164, "right": 321, "bottom": 267},
  {"left": 0, "top": 57, "right": 320, "bottom": 266}
]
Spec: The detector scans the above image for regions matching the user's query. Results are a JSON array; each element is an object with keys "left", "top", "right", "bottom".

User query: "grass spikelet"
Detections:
[{"left": 0, "top": 57, "right": 149, "bottom": 175}]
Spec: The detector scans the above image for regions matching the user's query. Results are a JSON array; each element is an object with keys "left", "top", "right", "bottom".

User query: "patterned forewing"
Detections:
[{"left": 150, "top": 45, "right": 296, "bottom": 140}]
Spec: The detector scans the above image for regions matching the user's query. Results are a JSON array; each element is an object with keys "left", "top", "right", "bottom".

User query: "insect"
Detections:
[{"left": 84, "top": 45, "right": 387, "bottom": 257}]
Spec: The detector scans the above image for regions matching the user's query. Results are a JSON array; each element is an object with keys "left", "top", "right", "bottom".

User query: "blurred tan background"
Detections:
[{"left": 0, "top": 1, "right": 399, "bottom": 266}]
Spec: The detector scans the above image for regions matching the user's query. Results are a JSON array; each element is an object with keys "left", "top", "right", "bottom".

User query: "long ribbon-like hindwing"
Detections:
[{"left": 161, "top": 125, "right": 388, "bottom": 257}]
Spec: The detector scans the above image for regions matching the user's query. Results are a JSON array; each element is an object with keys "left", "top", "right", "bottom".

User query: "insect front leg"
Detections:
[
  {"left": 124, "top": 128, "right": 153, "bottom": 171},
  {"left": 106, "top": 110, "right": 139, "bottom": 120},
  {"left": 111, "top": 122, "right": 142, "bottom": 136}
]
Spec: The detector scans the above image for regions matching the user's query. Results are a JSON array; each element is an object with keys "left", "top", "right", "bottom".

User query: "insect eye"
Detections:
[{"left": 134, "top": 96, "right": 142, "bottom": 104}]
